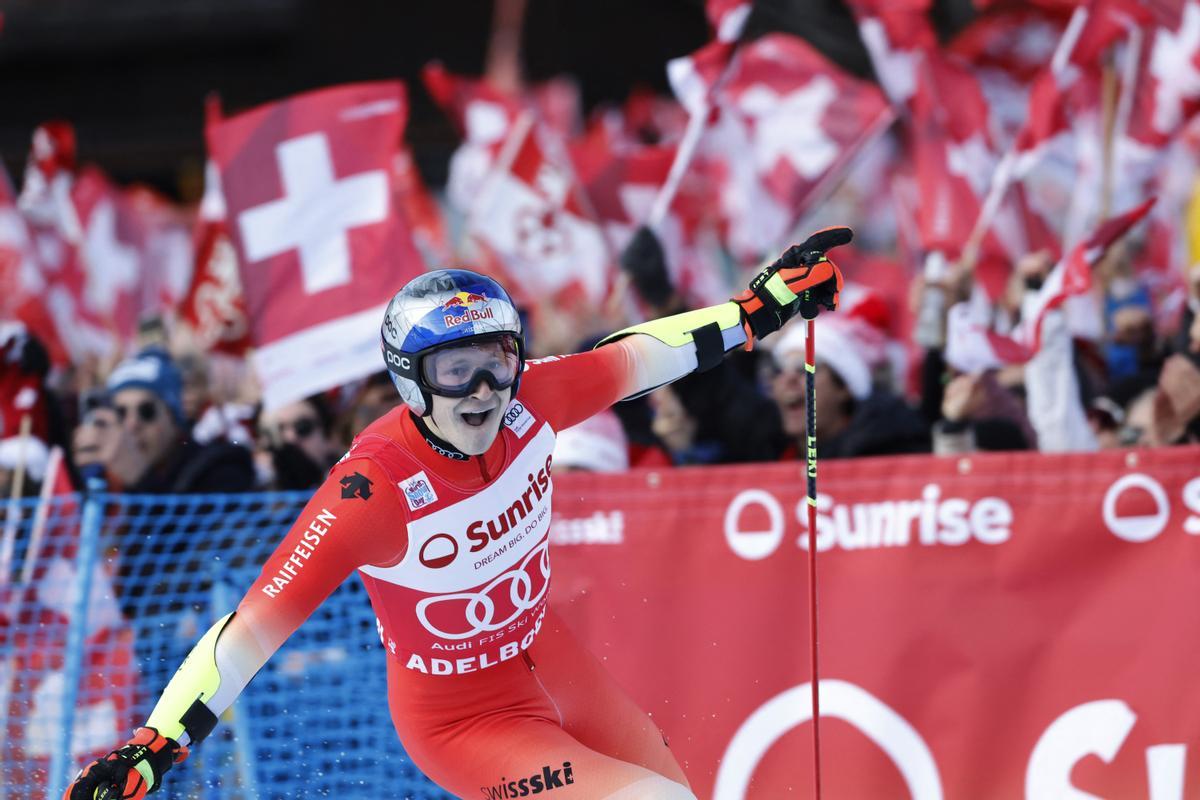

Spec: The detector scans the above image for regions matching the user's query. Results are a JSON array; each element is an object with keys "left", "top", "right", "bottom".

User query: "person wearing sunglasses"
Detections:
[
  {"left": 257, "top": 395, "right": 340, "bottom": 490},
  {"left": 93, "top": 347, "right": 255, "bottom": 495},
  {"left": 67, "top": 232, "right": 849, "bottom": 800}
]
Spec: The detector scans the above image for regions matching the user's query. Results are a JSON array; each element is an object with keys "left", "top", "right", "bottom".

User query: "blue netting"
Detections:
[{"left": 1, "top": 489, "right": 453, "bottom": 800}]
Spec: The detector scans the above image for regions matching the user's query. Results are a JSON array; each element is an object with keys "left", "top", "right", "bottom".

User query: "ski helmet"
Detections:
[{"left": 380, "top": 269, "right": 525, "bottom": 416}]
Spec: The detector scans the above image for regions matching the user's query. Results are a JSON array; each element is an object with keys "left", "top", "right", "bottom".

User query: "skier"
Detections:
[{"left": 64, "top": 229, "right": 849, "bottom": 800}]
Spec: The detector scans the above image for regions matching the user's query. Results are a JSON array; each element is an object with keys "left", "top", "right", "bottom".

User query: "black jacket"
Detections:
[
  {"left": 126, "top": 439, "right": 255, "bottom": 494},
  {"left": 821, "top": 390, "right": 931, "bottom": 459}
]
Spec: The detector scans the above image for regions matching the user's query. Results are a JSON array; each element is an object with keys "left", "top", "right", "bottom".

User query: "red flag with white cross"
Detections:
[
  {"left": 466, "top": 112, "right": 613, "bottom": 308},
  {"left": 207, "top": 81, "right": 423, "bottom": 409},
  {"left": 180, "top": 160, "right": 251, "bottom": 355}
]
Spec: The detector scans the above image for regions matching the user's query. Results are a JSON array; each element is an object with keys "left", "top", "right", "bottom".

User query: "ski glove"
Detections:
[
  {"left": 732, "top": 227, "right": 852, "bottom": 342},
  {"left": 64, "top": 727, "right": 188, "bottom": 800}
]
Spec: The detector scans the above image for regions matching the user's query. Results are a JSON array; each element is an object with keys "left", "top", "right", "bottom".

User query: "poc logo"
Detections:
[{"left": 385, "top": 350, "right": 410, "bottom": 370}]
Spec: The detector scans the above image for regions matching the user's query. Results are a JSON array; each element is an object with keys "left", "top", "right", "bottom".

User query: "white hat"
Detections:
[
  {"left": 772, "top": 320, "right": 872, "bottom": 401},
  {"left": 0, "top": 435, "right": 50, "bottom": 482},
  {"left": 553, "top": 410, "right": 629, "bottom": 473}
]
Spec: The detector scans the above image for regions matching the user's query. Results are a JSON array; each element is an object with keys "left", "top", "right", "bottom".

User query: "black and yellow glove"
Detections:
[
  {"left": 63, "top": 727, "right": 188, "bottom": 800},
  {"left": 732, "top": 227, "right": 852, "bottom": 343}
]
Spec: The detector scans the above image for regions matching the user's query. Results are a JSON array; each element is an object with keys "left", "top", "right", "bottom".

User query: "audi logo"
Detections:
[
  {"left": 503, "top": 403, "right": 525, "bottom": 426},
  {"left": 415, "top": 539, "right": 551, "bottom": 640}
]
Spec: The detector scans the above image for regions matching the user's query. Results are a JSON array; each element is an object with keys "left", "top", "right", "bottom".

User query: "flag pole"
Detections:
[{"left": 803, "top": 313, "right": 822, "bottom": 800}]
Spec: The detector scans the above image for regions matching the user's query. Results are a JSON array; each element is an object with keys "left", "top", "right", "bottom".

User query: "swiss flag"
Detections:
[
  {"left": 180, "top": 161, "right": 250, "bottom": 355},
  {"left": 950, "top": 5, "right": 1070, "bottom": 143},
  {"left": 1018, "top": 198, "right": 1155, "bottom": 351},
  {"left": 705, "top": 0, "right": 750, "bottom": 42},
  {"left": 668, "top": 33, "right": 894, "bottom": 265},
  {"left": 19, "top": 157, "right": 143, "bottom": 361},
  {"left": 1127, "top": 1, "right": 1200, "bottom": 152},
  {"left": 392, "top": 145, "right": 452, "bottom": 268},
  {"left": 69, "top": 168, "right": 144, "bottom": 343},
  {"left": 908, "top": 53, "right": 1032, "bottom": 285},
  {"left": 0, "top": 168, "right": 68, "bottom": 365},
  {"left": 207, "top": 81, "right": 424, "bottom": 409},
  {"left": 466, "top": 113, "right": 613, "bottom": 308},
  {"left": 572, "top": 119, "right": 727, "bottom": 306},
  {"left": 123, "top": 184, "right": 193, "bottom": 318},
  {"left": 423, "top": 64, "right": 525, "bottom": 216},
  {"left": 723, "top": 35, "right": 894, "bottom": 225},
  {"left": 423, "top": 64, "right": 582, "bottom": 218},
  {"left": 1009, "top": 1, "right": 1149, "bottom": 176},
  {"left": 845, "top": 0, "right": 937, "bottom": 108},
  {"left": 945, "top": 301, "right": 1032, "bottom": 372}
]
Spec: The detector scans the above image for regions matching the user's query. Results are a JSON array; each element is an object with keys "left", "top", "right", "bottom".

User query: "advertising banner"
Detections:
[{"left": 550, "top": 447, "right": 1200, "bottom": 799}]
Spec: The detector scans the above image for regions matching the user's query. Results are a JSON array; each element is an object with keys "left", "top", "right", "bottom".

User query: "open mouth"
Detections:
[{"left": 460, "top": 408, "right": 494, "bottom": 428}]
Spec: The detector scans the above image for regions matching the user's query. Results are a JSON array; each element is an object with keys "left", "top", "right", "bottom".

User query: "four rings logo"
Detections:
[
  {"left": 416, "top": 540, "right": 551, "bottom": 639},
  {"left": 503, "top": 403, "right": 525, "bottom": 427}
]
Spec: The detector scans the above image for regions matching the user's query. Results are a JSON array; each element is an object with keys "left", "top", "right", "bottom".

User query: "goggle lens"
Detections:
[{"left": 421, "top": 334, "right": 521, "bottom": 396}]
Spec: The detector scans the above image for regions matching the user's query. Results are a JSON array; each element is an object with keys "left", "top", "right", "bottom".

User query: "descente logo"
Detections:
[{"left": 480, "top": 762, "right": 574, "bottom": 798}]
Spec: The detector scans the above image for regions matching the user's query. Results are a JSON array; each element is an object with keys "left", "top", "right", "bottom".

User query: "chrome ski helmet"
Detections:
[{"left": 380, "top": 269, "right": 525, "bottom": 416}]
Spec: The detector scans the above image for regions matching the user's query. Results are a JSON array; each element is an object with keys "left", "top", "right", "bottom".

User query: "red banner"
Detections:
[{"left": 550, "top": 447, "right": 1200, "bottom": 799}]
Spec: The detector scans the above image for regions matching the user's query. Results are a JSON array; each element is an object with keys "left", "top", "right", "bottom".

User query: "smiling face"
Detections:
[
  {"left": 425, "top": 384, "right": 513, "bottom": 455},
  {"left": 767, "top": 352, "right": 850, "bottom": 439}
]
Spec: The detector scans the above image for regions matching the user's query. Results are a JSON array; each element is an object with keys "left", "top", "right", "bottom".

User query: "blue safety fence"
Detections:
[{"left": 0, "top": 486, "right": 453, "bottom": 800}]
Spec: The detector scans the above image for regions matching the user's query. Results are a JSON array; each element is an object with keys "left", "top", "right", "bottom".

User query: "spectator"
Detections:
[
  {"left": 1148, "top": 353, "right": 1200, "bottom": 445},
  {"left": 647, "top": 358, "right": 786, "bottom": 465},
  {"left": 1087, "top": 371, "right": 1160, "bottom": 449},
  {"left": 766, "top": 320, "right": 929, "bottom": 459},
  {"left": 0, "top": 324, "right": 58, "bottom": 495},
  {"left": 647, "top": 385, "right": 720, "bottom": 465},
  {"left": 79, "top": 347, "right": 254, "bottom": 493},
  {"left": 337, "top": 371, "right": 403, "bottom": 445},
  {"left": 72, "top": 390, "right": 116, "bottom": 483},
  {"left": 932, "top": 371, "right": 1035, "bottom": 455},
  {"left": 175, "top": 351, "right": 213, "bottom": 425},
  {"left": 258, "top": 394, "right": 340, "bottom": 489}
]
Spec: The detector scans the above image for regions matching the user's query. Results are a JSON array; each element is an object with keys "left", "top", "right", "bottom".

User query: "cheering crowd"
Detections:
[{"left": 1, "top": 0, "right": 1200, "bottom": 505}]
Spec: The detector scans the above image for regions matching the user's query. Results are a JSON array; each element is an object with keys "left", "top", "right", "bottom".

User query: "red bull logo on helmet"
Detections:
[{"left": 442, "top": 291, "right": 494, "bottom": 327}]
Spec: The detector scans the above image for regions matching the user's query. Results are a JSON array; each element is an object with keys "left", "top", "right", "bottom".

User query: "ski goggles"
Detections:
[{"left": 420, "top": 333, "right": 522, "bottom": 397}]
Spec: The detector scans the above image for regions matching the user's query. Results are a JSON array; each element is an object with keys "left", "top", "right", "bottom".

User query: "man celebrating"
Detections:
[{"left": 64, "top": 229, "right": 848, "bottom": 800}]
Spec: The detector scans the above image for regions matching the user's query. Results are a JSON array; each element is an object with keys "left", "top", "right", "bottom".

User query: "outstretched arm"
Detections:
[
  {"left": 65, "top": 458, "right": 402, "bottom": 799},
  {"left": 521, "top": 230, "right": 849, "bottom": 432}
]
